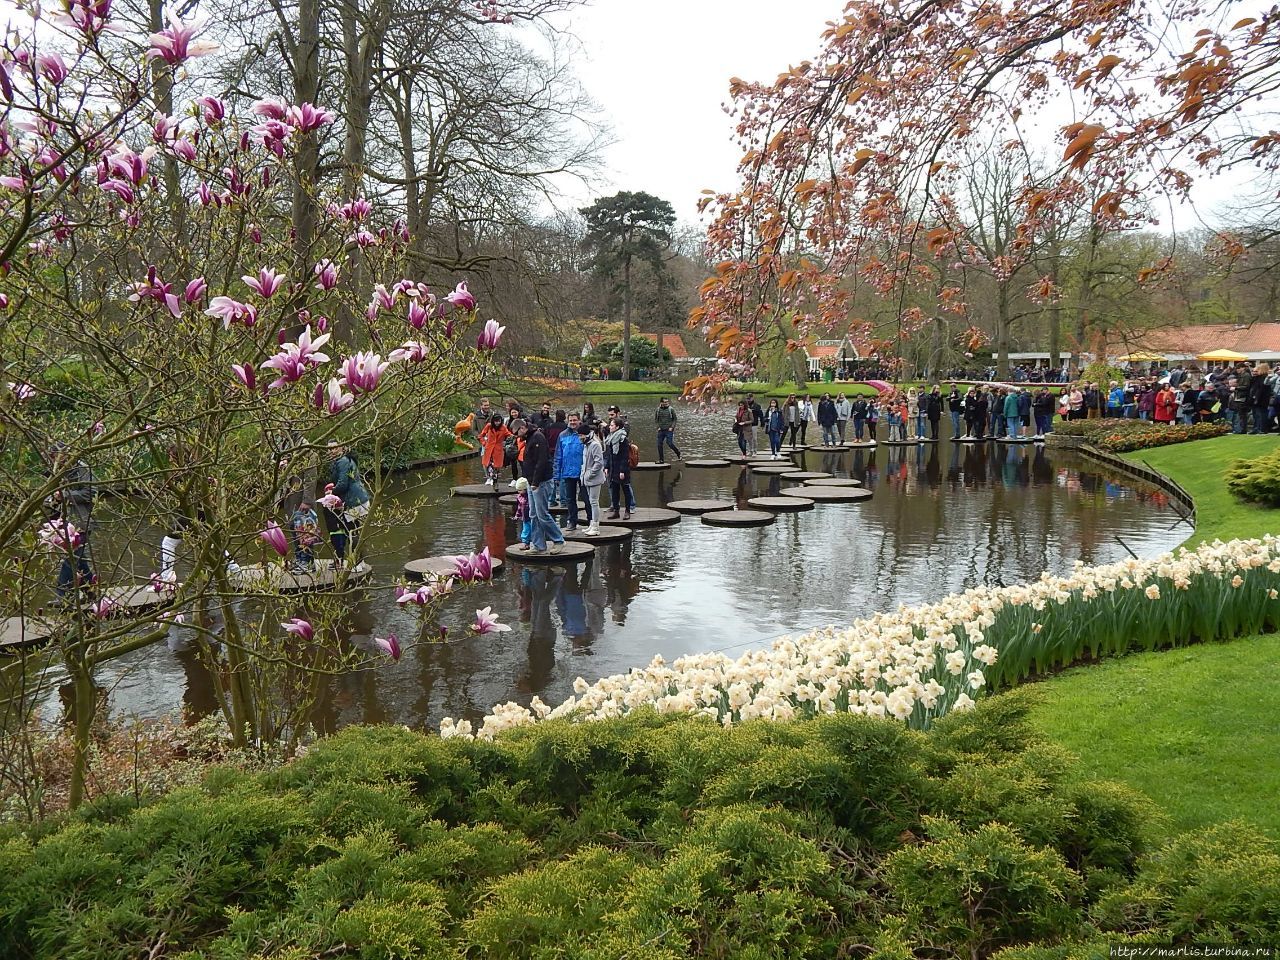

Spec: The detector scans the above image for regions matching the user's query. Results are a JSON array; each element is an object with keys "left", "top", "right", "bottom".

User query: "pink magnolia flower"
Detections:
[
  {"left": 282, "top": 617, "right": 315, "bottom": 641},
  {"left": 407, "top": 299, "right": 428, "bottom": 329},
  {"left": 373, "top": 633, "right": 402, "bottom": 661},
  {"left": 0, "top": 294, "right": 11, "bottom": 309},
  {"left": 128, "top": 266, "right": 182, "bottom": 318},
  {"left": 260, "top": 521, "right": 289, "bottom": 556},
  {"left": 231, "top": 363, "right": 256, "bottom": 390},
  {"left": 446, "top": 281, "right": 476, "bottom": 311},
  {"left": 150, "top": 571, "right": 178, "bottom": 594},
  {"left": 90, "top": 596, "right": 118, "bottom": 619},
  {"left": 313, "top": 259, "right": 339, "bottom": 290},
  {"left": 262, "top": 325, "right": 331, "bottom": 389},
  {"left": 100, "top": 180, "right": 135, "bottom": 203},
  {"left": 388, "top": 340, "right": 428, "bottom": 364},
  {"left": 195, "top": 95, "right": 225, "bottom": 124},
  {"left": 316, "top": 377, "right": 355, "bottom": 415},
  {"left": 335, "top": 197, "right": 372, "bottom": 222},
  {"left": 313, "top": 314, "right": 329, "bottom": 333},
  {"left": 471, "top": 606, "right": 511, "bottom": 634},
  {"left": 476, "top": 318, "right": 506, "bottom": 350},
  {"left": 453, "top": 548, "right": 494, "bottom": 583},
  {"left": 147, "top": 12, "right": 218, "bottom": 65},
  {"left": 153, "top": 115, "right": 180, "bottom": 144},
  {"left": 242, "top": 267, "right": 285, "bottom": 299},
  {"left": 8, "top": 381, "right": 36, "bottom": 401},
  {"left": 36, "top": 53, "right": 69, "bottom": 86},
  {"left": 206, "top": 296, "right": 257, "bottom": 330},
  {"left": 184, "top": 277, "right": 207, "bottom": 304},
  {"left": 170, "top": 138, "right": 196, "bottom": 162},
  {"left": 288, "top": 102, "right": 334, "bottom": 132},
  {"left": 0, "top": 175, "right": 27, "bottom": 192},
  {"left": 196, "top": 181, "right": 215, "bottom": 206},
  {"left": 252, "top": 98, "right": 289, "bottom": 121},
  {"left": 102, "top": 144, "right": 154, "bottom": 186},
  {"left": 352, "top": 229, "right": 378, "bottom": 248},
  {"left": 57, "top": 0, "right": 112, "bottom": 36},
  {"left": 38, "top": 519, "right": 83, "bottom": 552},
  {"left": 253, "top": 119, "right": 290, "bottom": 158},
  {"left": 317, "top": 492, "right": 343, "bottom": 511},
  {"left": 339, "top": 351, "right": 389, "bottom": 394},
  {"left": 396, "top": 577, "right": 454, "bottom": 605}
]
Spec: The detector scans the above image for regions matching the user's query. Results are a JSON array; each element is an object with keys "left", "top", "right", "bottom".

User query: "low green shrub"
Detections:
[
  {"left": 1051, "top": 417, "right": 1231, "bottom": 452},
  {"left": 1225, "top": 448, "right": 1280, "bottom": 507},
  {"left": 0, "top": 703, "right": 1274, "bottom": 959}
]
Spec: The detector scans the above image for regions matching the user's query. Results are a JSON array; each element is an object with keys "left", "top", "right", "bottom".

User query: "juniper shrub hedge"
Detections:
[{"left": 2, "top": 693, "right": 1277, "bottom": 959}]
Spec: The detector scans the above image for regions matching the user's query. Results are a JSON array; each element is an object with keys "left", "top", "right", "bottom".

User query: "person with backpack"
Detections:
[
  {"left": 604, "top": 418, "right": 636, "bottom": 520},
  {"left": 327, "top": 442, "right": 370, "bottom": 567}
]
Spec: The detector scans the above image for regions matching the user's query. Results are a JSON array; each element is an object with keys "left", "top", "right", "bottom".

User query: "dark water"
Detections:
[{"left": 38, "top": 398, "right": 1188, "bottom": 729}]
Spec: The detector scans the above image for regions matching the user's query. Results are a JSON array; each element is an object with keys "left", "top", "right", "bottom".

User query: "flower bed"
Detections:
[
  {"left": 1051, "top": 417, "right": 1229, "bottom": 451},
  {"left": 442, "top": 537, "right": 1280, "bottom": 740}
]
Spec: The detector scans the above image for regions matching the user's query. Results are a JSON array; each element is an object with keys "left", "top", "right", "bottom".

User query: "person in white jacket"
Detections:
[
  {"left": 798, "top": 397, "right": 816, "bottom": 445},
  {"left": 577, "top": 423, "right": 607, "bottom": 536}
]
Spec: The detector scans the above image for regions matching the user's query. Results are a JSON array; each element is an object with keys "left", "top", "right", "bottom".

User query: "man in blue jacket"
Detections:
[{"left": 553, "top": 412, "right": 586, "bottom": 531}]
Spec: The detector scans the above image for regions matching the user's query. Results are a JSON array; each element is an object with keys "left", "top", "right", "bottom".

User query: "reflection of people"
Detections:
[
  {"left": 556, "top": 563, "right": 591, "bottom": 648},
  {"left": 601, "top": 543, "right": 640, "bottom": 624},
  {"left": 517, "top": 566, "right": 559, "bottom": 694}
]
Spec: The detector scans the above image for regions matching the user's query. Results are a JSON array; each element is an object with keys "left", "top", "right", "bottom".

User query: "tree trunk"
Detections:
[
  {"left": 996, "top": 284, "right": 1011, "bottom": 379},
  {"left": 622, "top": 254, "right": 632, "bottom": 381},
  {"left": 291, "top": 0, "right": 321, "bottom": 278},
  {"left": 67, "top": 650, "right": 95, "bottom": 810},
  {"left": 149, "top": 0, "right": 186, "bottom": 265}
]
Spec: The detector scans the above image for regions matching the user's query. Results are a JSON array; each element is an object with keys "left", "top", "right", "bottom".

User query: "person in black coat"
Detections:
[
  {"left": 817, "top": 394, "right": 839, "bottom": 445},
  {"left": 516, "top": 423, "right": 565, "bottom": 554},
  {"left": 947, "top": 385, "right": 963, "bottom": 438},
  {"left": 925, "top": 387, "right": 943, "bottom": 440}
]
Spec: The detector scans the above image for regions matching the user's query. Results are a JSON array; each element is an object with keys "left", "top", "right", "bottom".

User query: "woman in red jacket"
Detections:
[{"left": 1154, "top": 384, "right": 1177, "bottom": 424}]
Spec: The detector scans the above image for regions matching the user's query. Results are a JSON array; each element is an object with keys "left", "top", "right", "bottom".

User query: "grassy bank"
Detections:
[
  {"left": 1121, "top": 434, "right": 1280, "bottom": 545},
  {"left": 1030, "top": 433, "right": 1280, "bottom": 838}
]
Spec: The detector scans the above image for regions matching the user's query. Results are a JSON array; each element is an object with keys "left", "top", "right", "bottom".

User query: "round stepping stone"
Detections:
[
  {"left": 702, "top": 509, "right": 775, "bottom": 527},
  {"left": 780, "top": 470, "right": 832, "bottom": 480},
  {"left": 684, "top": 458, "right": 732, "bottom": 468},
  {"left": 747, "top": 495, "right": 814, "bottom": 512},
  {"left": 780, "top": 485, "right": 872, "bottom": 503},
  {"left": 748, "top": 464, "right": 793, "bottom": 475},
  {"left": 405, "top": 555, "right": 506, "bottom": 581},
  {"left": 563, "top": 525, "right": 632, "bottom": 543},
  {"left": 506, "top": 541, "right": 596, "bottom": 563},
  {"left": 805, "top": 444, "right": 851, "bottom": 451},
  {"left": 881, "top": 440, "right": 921, "bottom": 446},
  {"left": 954, "top": 437, "right": 985, "bottom": 443},
  {"left": 632, "top": 461, "right": 672, "bottom": 471},
  {"left": 997, "top": 437, "right": 1035, "bottom": 444},
  {"left": 666, "top": 498, "right": 737, "bottom": 514},
  {"left": 804, "top": 477, "right": 862, "bottom": 487},
  {"left": 452, "top": 482, "right": 513, "bottom": 497},
  {"left": 607, "top": 507, "right": 681, "bottom": 528},
  {"left": 848, "top": 441, "right": 877, "bottom": 448}
]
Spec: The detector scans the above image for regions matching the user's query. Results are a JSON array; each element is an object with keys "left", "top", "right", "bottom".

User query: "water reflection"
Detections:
[{"left": 57, "top": 399, "right": 1187, "bottom": 731}]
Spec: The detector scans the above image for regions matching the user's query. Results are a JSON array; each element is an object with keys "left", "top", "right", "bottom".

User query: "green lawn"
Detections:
[
  {"left": 1029, "top": 432, "right": 1280, "bottom": 838},
  {"left": 1121, "top": 434, "right": 1280, "bottom": 545},
  {"left": 1027, "top": 633, "right": 1280, "bottom": 837}
]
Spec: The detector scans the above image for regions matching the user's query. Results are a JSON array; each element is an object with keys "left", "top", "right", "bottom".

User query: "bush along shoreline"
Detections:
[
  {"left": 4, "top": 694, "right": 1280, "bottom": 958},
  {"left": 442, "top": 537, "right": 1280, "bottom": 740}
]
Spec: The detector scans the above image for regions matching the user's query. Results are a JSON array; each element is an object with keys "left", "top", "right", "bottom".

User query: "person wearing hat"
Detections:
[{"left": 516, "top": 419, "right": 565, "bottom": 554}]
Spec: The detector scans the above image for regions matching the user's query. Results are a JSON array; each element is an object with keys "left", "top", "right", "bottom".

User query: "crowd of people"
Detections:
[{"left": 476, "top": 397, "right": 650, "bottom": 552}]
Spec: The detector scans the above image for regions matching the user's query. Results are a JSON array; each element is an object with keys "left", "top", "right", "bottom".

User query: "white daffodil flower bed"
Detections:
[{"left": 441, "top": 536, "right": 1280, "bottom": 741}]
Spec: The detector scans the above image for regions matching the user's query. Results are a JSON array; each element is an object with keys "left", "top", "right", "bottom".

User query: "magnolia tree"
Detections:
[
  {"left": 0, "top": 3, "right": 508, "bottom": 811},
  {"left": 690, "top": 0, "right": 1280, "bottom": 393}
]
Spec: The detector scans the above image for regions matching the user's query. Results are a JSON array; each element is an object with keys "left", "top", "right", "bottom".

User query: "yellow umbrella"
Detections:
[
  {"left": 1116, "top": 351, "right": 1166, "bottom": 362},
  {"left": 1197, "top": 348, "right": 1248, "bottom": 362}
]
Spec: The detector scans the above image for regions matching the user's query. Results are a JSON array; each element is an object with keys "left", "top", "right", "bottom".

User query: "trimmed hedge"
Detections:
[{"left": 1, "top": 693, "right": 1277, "bottom": 959}]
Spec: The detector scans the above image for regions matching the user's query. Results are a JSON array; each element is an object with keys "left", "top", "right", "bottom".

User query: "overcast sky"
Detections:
[
  {"left": 545, "top": 0, "right": 836, "bottom": 220},
  {"left": 543, "top": 0, "right": 1249, "bottom": 232}
]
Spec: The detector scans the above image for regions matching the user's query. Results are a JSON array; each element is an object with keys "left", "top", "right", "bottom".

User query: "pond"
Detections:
[{"left": 37, "top": 396, "right": 1189, "bottom": 731}]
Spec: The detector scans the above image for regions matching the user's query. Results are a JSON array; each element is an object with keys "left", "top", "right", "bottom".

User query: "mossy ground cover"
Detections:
[{"left": 1029, "top": 433, "right": 1280, "bottom": 840}]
